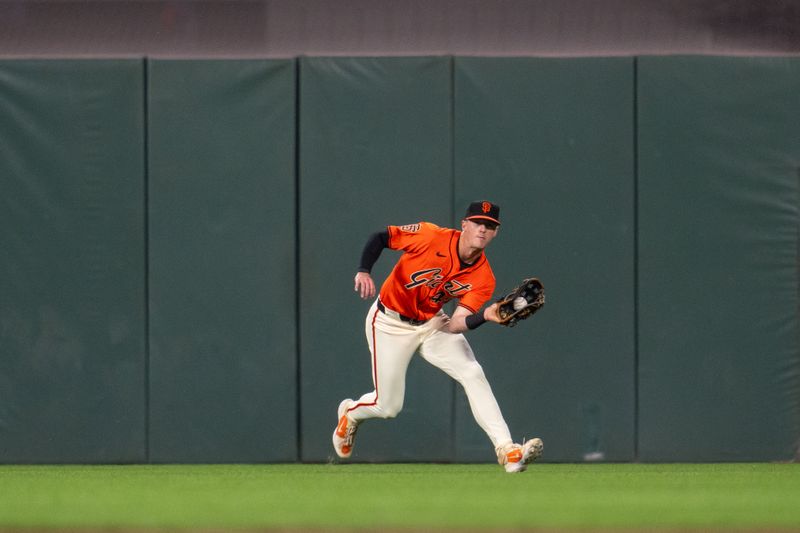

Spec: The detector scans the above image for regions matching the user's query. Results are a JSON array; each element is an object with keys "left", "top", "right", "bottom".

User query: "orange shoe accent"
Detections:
[
  {"left": 341, "top": 444, "right": 352, "bottom": 455},
  {"left": 507, "top": 449, "right": 523, "bottom": 463},
  {"left": 335, "top": 415, "right": 348, "bottom": 438}
]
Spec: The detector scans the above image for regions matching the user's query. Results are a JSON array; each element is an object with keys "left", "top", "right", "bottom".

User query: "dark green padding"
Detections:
[
  {"left": 298, "top": 57, "right": 454, "bottom": 462},
  {"left": 1, "top": 55, "right": 796, "bottom": 465},
  {"left": 637, "top": 56, "right": 800, "bottom": 461},
  {"left": 453, "top": 57, "right": 637, "bottom": 462},
  {"left": 147, "top": 60, "right": 297, "bottom": 462},
  {"left": 0, "top": 60, "right": 147, "bottom": 463}
]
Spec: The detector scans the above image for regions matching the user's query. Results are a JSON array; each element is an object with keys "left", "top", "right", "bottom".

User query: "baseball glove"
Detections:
[{"left": 496, "top": 277, "right": 545, "bottom": 327}]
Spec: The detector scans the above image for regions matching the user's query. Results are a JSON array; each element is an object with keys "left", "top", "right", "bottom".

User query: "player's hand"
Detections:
[
  {"left": 354, "top": 272, "right": 376, "bottom": 300},
  {"left": 483, "top": 303, "right": 502, "bottom": 323}
]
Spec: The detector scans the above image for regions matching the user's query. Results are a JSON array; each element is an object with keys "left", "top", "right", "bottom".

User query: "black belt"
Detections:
[{"left": 377, "top": 300, "right": 428, "bottom": 326}]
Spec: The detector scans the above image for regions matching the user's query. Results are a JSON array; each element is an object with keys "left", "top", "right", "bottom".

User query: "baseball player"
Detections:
[{"left": 333, "top": 201, "right": 543, "bottom": 473}]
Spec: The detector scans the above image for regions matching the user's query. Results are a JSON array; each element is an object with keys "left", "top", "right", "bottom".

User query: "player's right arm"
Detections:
[
  {"left": 354, "top": 230, "right": 389, "bottom": 300},
  {"left": 354, "top": 272, "right": 376, "bottom": 300}
]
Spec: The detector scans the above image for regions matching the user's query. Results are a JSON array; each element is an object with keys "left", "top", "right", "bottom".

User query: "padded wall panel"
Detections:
[
  {"left": 299, "top": 57, "right": 454, "bottom": 462},
  {"left": 637, "top": 56, "right": 800, "bottom": 461},
  {"left": 0, "top": 60, "right": 146, "bottom": 462},
  {"left": 147, "top": 60, "right": 297, "bottom": 462},
  {"left": 454, "top": 57, "right": 636, "bottom": 462}
]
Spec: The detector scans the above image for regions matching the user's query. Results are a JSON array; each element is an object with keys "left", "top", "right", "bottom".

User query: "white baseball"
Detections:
[{"left": 513, "top": 296, "right": 527, "bottom": 311}]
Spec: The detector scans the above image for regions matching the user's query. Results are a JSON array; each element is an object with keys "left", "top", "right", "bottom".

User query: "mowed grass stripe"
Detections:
[{"left": 0, "top": 464, "right": 798, "bottom": 530}]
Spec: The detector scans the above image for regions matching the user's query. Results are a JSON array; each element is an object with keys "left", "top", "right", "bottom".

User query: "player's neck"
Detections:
[{"left": 457, "top": 235, "right": 482, "bottom": 266}]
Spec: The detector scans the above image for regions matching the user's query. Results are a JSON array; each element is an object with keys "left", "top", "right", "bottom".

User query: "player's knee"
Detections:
[
  {"left": 459, "top": 361, "right": 488, "bottom": 384},
  {"left": 378, "top": 399, "right": 403, "bottom": 419}
]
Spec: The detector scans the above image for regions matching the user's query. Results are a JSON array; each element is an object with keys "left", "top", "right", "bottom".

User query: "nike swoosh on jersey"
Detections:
[{"left": 436, "top": 252, "right": 447, "bottom": 257}]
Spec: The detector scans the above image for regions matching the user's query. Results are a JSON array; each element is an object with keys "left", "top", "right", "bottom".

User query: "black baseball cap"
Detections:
[{"left": 464, "top": 201, "right": 501, "bottom": 225}]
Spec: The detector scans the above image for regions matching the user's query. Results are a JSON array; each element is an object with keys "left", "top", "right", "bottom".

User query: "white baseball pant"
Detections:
[{"left": 345, "top": 299, "right": 514, "bottom": 449}]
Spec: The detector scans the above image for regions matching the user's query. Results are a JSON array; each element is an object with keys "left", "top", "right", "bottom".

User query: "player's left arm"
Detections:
[
  {"left": 445, "top": 303, "right": 501, "bottom": 334},
  {"left": 443, "top": 275, "right": 497, "bottom": 333}
]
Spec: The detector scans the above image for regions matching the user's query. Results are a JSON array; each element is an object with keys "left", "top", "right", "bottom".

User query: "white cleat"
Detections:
[
  {"left": 521, "top": 437, "right": 544, "bottom": 466},
  {"left": 332, "top": 399, "right": 359, "bottom": 459},
  {"left": 497, "top": 437, "right": 544, "bottom": 473}
]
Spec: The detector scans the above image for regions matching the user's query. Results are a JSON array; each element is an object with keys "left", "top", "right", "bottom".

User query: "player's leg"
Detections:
[
  {"left": 418, "top": 321, "right": 513, "bottom": 449},
  {"left": 346, "top": 301, "right": 421, "bottom": 421},
  {"left": 418, "top": 321, "right": 543, "bottom": 472},
  {"left": 333, "top": 301, "right": 422, "bottom": 458}
]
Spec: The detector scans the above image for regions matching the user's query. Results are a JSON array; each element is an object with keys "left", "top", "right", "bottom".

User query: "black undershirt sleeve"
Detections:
[{"left": 358, "top": 230, "right": 390, "bottom": 273}]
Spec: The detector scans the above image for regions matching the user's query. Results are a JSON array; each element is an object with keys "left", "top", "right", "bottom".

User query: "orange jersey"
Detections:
[{"left": 378, "top": 222, "right": 496, "bottom": 321}]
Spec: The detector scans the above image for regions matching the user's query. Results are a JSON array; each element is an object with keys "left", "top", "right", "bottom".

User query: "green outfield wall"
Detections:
[
  {"left": 146, "top": 59, "right": 297, "bottom": 462},
  {"left": 0, "top": 57, "right": 797, "bottom": 464},
  {"left": 452, "top": 57, "right": 636, "bottom": 462},
  {"left": 0, "top": 60, "right": 147, "bottom": 462},
  {"left": 298, "top": 57, "right": 456, "bottom": 462},
  {"left": 636, "top": 56, "right": 800, "bottom": 461}
]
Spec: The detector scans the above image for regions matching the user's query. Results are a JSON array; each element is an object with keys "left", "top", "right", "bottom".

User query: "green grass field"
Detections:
[{"left": 0, "top": 463, "right": 798, "bottom": 531}]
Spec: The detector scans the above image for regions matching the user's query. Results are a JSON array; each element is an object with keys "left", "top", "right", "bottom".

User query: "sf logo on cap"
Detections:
[{"left": 482, "top": 202, "right": 492, "bottom": 213}]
